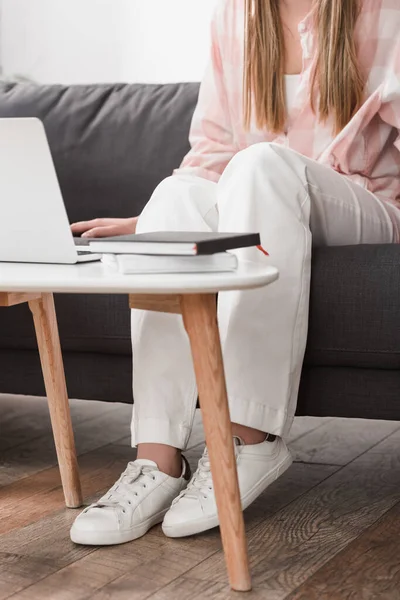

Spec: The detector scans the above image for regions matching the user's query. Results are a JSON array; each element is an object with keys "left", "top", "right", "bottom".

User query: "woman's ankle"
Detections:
[
  {"left": 137, "top": 443, "right": 182, "bottom": 478},
  {"left": 231, "top": 423, "right": 273, "bottom": 445}
]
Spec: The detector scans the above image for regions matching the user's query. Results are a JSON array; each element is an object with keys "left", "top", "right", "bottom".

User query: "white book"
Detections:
[{"left": 101, "top": 252, "right": 238, "bottom": 274}]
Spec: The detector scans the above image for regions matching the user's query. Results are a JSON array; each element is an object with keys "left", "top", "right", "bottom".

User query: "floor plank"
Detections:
[
  {"left": 287, "top": 500, "right": 400, "bottom": 600},
  {"left": 286, "top": 417, "right": 332, "bottom": 444},
  {"left": 0, "top": 443, "right": 137, "bottom": 536},
  {"left": 289, "top": 417, "right": 400, "bottom": 465},
  {"left": 0, "top": 395, "right": 117, "bottom": 453},
  {"left": 9, "top": 539, "right": 215, "bottom": 600},
  {"left": 142, "top": 577, "right": 272, "bottom": 600},
  {"left": 0, "top": 553, "right": 57, "bottom": 600},
  {"left": 0, "top": 402, "right": 132, "bottom": 485},
  {"left": 123, "top": 577, "right": 232, "bottom": 600}
]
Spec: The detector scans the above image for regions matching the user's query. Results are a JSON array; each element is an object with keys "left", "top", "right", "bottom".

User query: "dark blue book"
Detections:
[{"left": 88, "top": 231, "right": 261, "bottom": 256}]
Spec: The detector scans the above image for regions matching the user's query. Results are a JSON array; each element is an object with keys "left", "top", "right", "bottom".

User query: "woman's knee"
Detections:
[
  {"left": 229, "top": 142, "right": 306, "bottom": 175},
  {"left": 148, "top": 176, "right": 184, "bottom": 209},
  {"left": 138, "top": 174, "right": 218, "bottom": 233},
  {"left": 224, "top": 143, "right": 309, "bottom": 191},
  {"left": 136, "top": 177, "right": 178, "bottom": 232},
  {"left": 217, "top": 143, "right": 310, "bottom": 219}
]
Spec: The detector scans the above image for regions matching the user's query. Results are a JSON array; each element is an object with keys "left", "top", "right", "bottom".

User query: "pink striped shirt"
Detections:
[{"left": 176, "top": 0, "right": 400, "bottom": 211}]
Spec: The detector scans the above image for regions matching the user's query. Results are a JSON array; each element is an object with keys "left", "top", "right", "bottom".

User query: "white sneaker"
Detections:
[
  {"left": 70, "top": 458, "right": 190, "bottom": 545},
  {"left": 162, "top": 436, "right": 292, "bottom": 538}
]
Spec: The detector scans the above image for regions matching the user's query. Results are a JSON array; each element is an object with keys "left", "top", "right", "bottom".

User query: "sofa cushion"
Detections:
[
  {"left": 0, "top": 294, "right": 131, "bottom": 355},
  {"left": 298, "top": 366, "right": 400, "bottom": 421},
  {"left": 305, "top": 244, "right": 400, "bottom": 369},
  {"left": 0, "top": 82, "right": 200, "bottom": 222}
]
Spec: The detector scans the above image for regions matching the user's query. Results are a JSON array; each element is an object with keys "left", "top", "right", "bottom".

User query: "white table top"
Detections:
[{"left": 0, "top": 261, "right": 278, "bottom": 295}]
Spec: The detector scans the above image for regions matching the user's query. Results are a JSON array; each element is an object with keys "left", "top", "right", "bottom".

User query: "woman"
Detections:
[{"left": 70, "top": 0, "right": 400, "bottom": 545}]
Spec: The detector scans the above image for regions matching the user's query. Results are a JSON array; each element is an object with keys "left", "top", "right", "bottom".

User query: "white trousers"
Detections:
[{"left": 130, "top": 143, "right": 397, "bottom": 448}]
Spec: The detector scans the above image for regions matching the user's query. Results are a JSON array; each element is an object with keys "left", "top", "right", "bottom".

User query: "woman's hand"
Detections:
[{"left": 71, "top": 216, "right": 139, "bottom": 238}]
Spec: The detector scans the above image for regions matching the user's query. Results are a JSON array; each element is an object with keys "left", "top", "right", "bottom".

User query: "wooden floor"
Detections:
[{"left": 1, "top": 394, "right": 400, "bottom": 600}]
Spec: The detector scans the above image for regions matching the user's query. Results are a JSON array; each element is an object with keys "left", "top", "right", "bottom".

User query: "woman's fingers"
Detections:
[
  {"left": 71, "top": 219, "right": 104, "bottom": 234},
  {"left": 81, "top": 225, "right": 128, "bottom": 238},
  {"left": 71, "top": 217, "right": 138, "bottom": 237}
]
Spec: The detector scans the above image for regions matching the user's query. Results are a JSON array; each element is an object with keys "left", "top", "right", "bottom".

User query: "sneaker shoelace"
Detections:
[
  {"left": 175, "top": 439, "right": 243, "bottom": 503},
  {"left": 89, "top": 462, "right": 158, "bottom": 513},
  {"left": 180, "top": 451, "right": 213, "bottom": 500}
]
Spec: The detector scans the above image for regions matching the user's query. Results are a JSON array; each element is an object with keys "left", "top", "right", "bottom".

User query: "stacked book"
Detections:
[{"left": 87, "top": 232, "right": 262, "bottom": 274}]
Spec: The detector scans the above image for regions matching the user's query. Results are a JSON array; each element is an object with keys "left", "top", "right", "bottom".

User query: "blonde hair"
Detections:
[{"left": 243, "top": 0, "right": 364, "bottom": 134}]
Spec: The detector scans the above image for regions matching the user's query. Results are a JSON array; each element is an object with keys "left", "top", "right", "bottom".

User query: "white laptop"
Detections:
[{"left": 0, "top": 117, "right": 100, "bottom": 264}]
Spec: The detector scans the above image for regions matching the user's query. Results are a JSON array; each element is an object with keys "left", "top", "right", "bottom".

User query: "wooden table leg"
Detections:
[
  {"left": 29, "top": 293, "right": 83, "bottom": 508},
  {"left": 181, "top": 293, "right": 252, "bottom": 592}
]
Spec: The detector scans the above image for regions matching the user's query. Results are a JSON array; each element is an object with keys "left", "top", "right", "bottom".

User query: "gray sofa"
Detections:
[{"left": 0, "top": 81, "right": 399, "bottom": 421}]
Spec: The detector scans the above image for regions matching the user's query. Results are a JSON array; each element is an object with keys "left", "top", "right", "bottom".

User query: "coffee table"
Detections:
[{"left": 0, "top": 260, "right": 278, "bottom": 591}]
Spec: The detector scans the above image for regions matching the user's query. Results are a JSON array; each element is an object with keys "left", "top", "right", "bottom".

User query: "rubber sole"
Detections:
[
  {"left": 70, "top": 508, "right": 167, "bottom": 546},
  {"left": 162, "top": 450, "right": 293, "bottom": 538}
]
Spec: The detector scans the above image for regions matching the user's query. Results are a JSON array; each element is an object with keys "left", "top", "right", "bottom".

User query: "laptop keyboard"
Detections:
[{"left": 74, "top": 237, "right": 90, "bottom": 246}]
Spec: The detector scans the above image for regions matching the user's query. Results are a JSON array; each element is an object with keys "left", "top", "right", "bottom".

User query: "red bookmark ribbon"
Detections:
[{"left": 257, "top": 245, "right": 269, "bottom": 256}]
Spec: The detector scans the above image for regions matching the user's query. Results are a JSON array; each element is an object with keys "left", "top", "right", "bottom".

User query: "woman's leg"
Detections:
[
  {"left": 163, "top": 142, "right": 396, "bottom": 537},
  {"left": 216, "top": 143, "right": 395, "bottom": 438},
  {"left": 131, "top": 172, "right": 278, "bottom": 462},
  {"left": 131, "top": 174, "right": 219, "bottom": 455}
]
